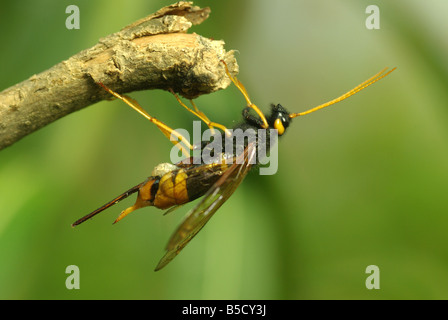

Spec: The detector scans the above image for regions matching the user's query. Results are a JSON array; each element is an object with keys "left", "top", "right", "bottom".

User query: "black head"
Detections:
[{"left": 267, "top": 104, "right": 291, "bottom": 136}]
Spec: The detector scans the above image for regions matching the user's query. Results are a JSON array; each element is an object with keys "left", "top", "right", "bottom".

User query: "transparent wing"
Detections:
[{"left": 154, "top": 142, "right": 257, "bottom": 271}]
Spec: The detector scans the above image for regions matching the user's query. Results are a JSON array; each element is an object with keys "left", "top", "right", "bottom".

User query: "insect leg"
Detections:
[
  {"left": 98, "top": 83, "right": 192, "bottom": 157},
  {"left": 221, "top": 60, "right": 269, "bottom": 129},
  {"left": 242, "top": 107, "right": 265, "bottom": 128},
  {"left": 169, "top": 89, "right": 231, "bottom": 137}
]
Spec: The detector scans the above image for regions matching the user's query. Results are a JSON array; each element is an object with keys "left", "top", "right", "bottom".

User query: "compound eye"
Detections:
[{"left": 274, "top": 118, "right": 285, "bottom": 135}]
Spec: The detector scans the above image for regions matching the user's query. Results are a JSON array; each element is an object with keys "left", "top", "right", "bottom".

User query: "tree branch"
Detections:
[{"left": 0, "top": 1, "right": 238, "bottom": 151}]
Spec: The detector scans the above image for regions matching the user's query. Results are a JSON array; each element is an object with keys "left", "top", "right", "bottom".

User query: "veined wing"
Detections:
[{"left": 154, "top": 142, "right": 257, "bottom": 271}]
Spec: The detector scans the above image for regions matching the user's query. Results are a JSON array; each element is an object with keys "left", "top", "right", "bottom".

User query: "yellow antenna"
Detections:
[{"left": 289, "top": 67, "right": 396, "bottom": 119}]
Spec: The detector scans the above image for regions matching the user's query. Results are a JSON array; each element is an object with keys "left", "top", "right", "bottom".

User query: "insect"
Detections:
[{"left": 72, "top": 61, "right": 395, "bottom": 271}]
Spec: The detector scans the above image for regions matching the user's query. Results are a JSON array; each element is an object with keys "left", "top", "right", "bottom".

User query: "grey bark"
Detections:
[{"left": 0, "top": 1, "right": 238, "bottom": 150}]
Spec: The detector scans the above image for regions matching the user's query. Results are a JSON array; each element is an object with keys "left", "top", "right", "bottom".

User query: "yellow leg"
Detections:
[
  {"left": 98, "top": 83, "right": 192, "bottom": 157},
  {"left": 221, "top": 60, "right": 269, "bottom": 129},
  {"left": 169, "top": 89, "right": 232, "bottom": 137}
]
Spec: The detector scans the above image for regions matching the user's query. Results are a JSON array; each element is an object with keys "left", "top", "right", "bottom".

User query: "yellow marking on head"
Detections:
[{"left": 274, "top": 118, "right": 285, "bottom": 135}]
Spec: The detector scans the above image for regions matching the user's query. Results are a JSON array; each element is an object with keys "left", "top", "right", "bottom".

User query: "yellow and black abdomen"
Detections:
[
  {"left": 152, "top": 169, "right": 189, "bottom": 209},
  {"left": 113, "top": 162, "right": 229, "bottom": 223},
  {"left": 153, "top": 162, "right": 229, "bottom": 209}
]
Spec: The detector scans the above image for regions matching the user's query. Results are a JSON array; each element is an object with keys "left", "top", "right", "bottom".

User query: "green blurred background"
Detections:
[{"left": 1, "top": 0, "right": 447, "bottom": 299}]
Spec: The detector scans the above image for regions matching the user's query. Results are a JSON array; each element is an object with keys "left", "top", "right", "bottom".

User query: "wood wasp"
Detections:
[{"left": 72, "top": 61, "right": 395, "bottom": 271}]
